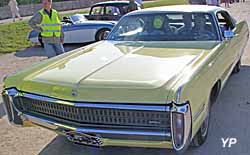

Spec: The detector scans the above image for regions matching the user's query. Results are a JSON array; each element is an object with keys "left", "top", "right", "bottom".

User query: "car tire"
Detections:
[
  {"left": 95, "top": 29, "right": 110, "bottom": 41},
  {"left": 232, "top": 59, "right": 241, "bottom": 74},
  {"left": 191, "top": 96, "right": 211, "bottom": 147}
]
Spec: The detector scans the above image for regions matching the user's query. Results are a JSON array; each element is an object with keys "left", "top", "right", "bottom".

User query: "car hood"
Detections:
[{"left": 6, "top": 41, "right": 218, "bottom": 103}]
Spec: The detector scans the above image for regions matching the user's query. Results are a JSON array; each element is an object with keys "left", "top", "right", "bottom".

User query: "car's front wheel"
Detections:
[
  {"left": 95, "top": 29, "right": 110, "bottom": 41},
  {"left": 232, "top": 59, "right": 241, "bottom": 74}
]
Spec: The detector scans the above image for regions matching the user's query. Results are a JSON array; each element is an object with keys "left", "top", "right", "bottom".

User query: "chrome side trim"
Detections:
[{"left": 193, "top": 103, "right": 205, "bottom": 122}]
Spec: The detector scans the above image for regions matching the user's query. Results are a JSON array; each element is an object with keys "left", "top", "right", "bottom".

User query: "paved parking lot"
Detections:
[{"left": 0, "top": 1, "right": 250, "bottom": 155}]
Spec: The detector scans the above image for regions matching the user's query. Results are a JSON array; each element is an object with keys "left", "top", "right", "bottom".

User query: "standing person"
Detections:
[
  {"left": 206, "top": 0, "right": 218, "bottom": 5},
  {"left": 225, "top": 0, "right": 230, "bottom": 7},
  {"left": 8, "top": 0, "right": 22, "bottom": 22},
  {"left": 29, "top": 0, "right": 64, "bottom": 58},
  {"left": 217, "top": 0, "right": 221, "bottom": 6},
  {"left": 189, "top": 0, "right": 207, "bottom": 4},
  {"left": 127, "top": 0, "right": 138, "bottom": 12}
]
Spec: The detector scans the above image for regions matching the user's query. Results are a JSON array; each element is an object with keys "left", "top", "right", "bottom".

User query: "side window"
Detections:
[
  {"left": 122, "top": 5, "right": 129, "bottom": 14},
  {"left": 90, "top": 6, "right": 104, "bottom": 15},
  {"left": 216, "top": 11, "right": 236, "bottom": 36},
  {"left": 105, "top": 6, "right": 121, "bottom": 16}
]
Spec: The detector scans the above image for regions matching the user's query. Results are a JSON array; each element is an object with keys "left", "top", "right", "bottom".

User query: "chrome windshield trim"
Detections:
[
  {"left": 5, "top": 88, "right": 171, "bottom": 112},
  {"left": 23, "top": 114, "right": 171, "bottom": 137}
]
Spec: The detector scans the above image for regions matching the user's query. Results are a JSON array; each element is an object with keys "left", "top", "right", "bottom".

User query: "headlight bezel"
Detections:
[
  {"left": 1, "top": 88, "right": 23, "bottom": 126},
  {"left": 171, "top": 101, "right": 192, "bottom": 151}
]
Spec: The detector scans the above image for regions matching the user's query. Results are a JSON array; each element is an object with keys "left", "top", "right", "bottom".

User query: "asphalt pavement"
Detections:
[{"left": 0, "top": 1, "right": 250, "bottom": 155}]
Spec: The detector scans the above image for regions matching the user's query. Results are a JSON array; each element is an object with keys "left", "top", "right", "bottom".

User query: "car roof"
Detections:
[
  {"left": 129, "top": 5, "right": 225, "bottom": 15},
  {"left": 92, "top": 1, "right": 130, "bottom": 6}
]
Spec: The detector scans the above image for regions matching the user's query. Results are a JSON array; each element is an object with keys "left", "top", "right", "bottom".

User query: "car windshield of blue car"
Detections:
[
  {"left": 71, "top": 14, "right": 87, "bottom": 23},
  {"left": 107, "top": 12, "right": 219, "bottom": 41}
]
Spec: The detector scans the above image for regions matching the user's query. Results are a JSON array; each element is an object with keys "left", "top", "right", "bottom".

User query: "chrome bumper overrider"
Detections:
[{"left": 1, "top": 88, "right": 192, "bottom": 151}]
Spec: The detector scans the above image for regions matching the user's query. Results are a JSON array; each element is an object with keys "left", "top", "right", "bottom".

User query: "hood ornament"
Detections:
[{"left": 71, "top": 89, "right": 78, "bottom": 97}]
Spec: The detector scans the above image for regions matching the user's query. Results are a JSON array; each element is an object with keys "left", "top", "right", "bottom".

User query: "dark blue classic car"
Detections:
[{"left": 28, "top": 1, "right": 141, "bottom": 45}]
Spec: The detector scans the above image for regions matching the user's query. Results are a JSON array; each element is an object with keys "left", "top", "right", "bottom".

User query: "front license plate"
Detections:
[{"left": 64, "top": 131, "right": 103, "bottom": 147}]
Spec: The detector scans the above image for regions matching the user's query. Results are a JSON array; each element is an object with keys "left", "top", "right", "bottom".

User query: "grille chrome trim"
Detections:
[
  {"left": 5, "top": 88, "right": 171, "bottom": 111},
  {"left": 22, "top": 92, "right": 170, "bottom": 111}
]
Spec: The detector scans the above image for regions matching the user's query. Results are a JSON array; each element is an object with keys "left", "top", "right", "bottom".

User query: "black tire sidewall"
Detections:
[
  {"left": 95, "top": 29, "right": 110, "bottom": 41},
  {"left": 233, "top": 59, "right": 241, "bottom": 74}
]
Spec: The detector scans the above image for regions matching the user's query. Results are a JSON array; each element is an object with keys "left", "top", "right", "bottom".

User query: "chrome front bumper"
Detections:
[
  {"left": 1, "top": 88, "right": 192, "bottom": 151},
  {"left": 21, "top": 113, "right": 173, "bottom": 148}
]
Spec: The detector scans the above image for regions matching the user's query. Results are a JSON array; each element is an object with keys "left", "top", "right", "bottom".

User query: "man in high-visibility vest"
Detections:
[{"left": 29, "top": 0, "right": 64, "bottom": 58}]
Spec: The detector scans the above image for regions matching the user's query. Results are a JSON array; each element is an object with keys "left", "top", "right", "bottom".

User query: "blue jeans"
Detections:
[{"left": 44, "top": 43, "right": 65, "bottom": 58}]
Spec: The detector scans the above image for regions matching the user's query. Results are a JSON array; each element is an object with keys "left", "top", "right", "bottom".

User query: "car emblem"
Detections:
[{"left": 72, "top": 89, "right": 78, "bottom": 96}]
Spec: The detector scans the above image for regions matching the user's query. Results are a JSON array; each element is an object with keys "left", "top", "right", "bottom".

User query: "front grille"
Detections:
[{"left": 14, "top": 96, "right": 170, "bottom": 129}]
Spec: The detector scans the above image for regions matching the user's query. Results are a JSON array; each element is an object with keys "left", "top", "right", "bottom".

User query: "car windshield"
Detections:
[
  {"left": 107, "top": 12, "right": 219, "bottom": 41},
  {"left": 70, "top": 14, "right": 87, "bottom": 23}
]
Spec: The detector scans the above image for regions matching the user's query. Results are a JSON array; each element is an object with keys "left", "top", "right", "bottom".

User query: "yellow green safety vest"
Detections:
[{"left": 39, "top": 9, "right": 61, "bottom": 37}]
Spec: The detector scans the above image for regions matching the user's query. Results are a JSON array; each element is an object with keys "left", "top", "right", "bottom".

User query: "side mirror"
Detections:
[
  {"left": 224, "top": 30, "right": 234, "bottom": 39},
  {"left": 103, "top": 31, "right": 110, "bottom": 40}
]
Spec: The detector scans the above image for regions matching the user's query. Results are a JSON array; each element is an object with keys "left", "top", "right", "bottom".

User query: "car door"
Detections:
[
  {"left": 61, "top": 18, "right": 74, "bottom": 43},
  {"left": 212, "top": 11, "right": 240, "bottom": 85},
  {"left": 67, "top": 24, "right": 96, "bottom": 43},
  {"left": 63, "top": 25, "right": 72, "bottom": 43}
]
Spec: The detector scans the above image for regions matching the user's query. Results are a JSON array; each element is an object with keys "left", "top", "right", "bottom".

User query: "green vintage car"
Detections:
[{"left": 1, "top": 5, "right": 249, "bottom": 152}]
